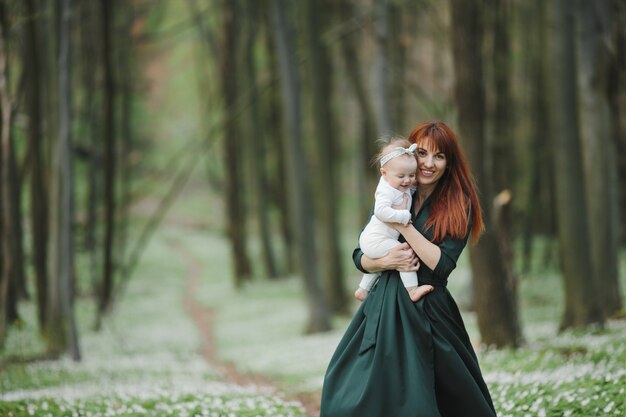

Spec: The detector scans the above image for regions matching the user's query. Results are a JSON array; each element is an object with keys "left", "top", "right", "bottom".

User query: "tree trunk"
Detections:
[
  {"left": 608, "top": 0, "right": 626, "bottom": 245},
  {"left": 389, "top": 3, "right": 407, "bottom": 132},
  {"left": 0, "top": 2, "right": 24, "bottom": 321},
  {"left": 450, "top": 0, "right": 523, "bottom": 347},
  {"left": 263, "top": 14, "right": 294, "bottom": 274},
  {"left": 305, "top": 0, "right": 348, "bottom": 314},
  {"left": 521, "top": 0, "right": 554, "bottom": 273},
  {"left": 337, "top": 0, "right": 378, "bottom": 222},
  {"left": 116, "top": 7, "right": 135, "bottom": 281},
  {"left": 47, "top": 0, "right": 80, "bottom": 360},
  {"left": 98, "top": 0, "right": 116, "bottom": 321},
  {"left": 271, "top": 0, "right": 331, "bottom": 333},
  {"left": 242, "top": 2, "right": 278, "bottom": 279},
  {"left": 0, "top": 14, "right": 13, "bottom": 348},
  {"left": 577, "top": 0, "right": 622, "bottom": 316},
  {"left": 374, "top": 0, "right": 391, "bottom": 136},
  {"left": 220, "top": 0, "right": 252, "bottom": 287},
  {"left": 25, "top": 0, "right": 50, "bottom": 333},
  {"left": 546, "top": 0, "right": 604, "bottom": 329},
  {"left": 488, "top": 0, "right": 522, "bottom": 338},
  {"left": 78, "top": 0, "right": 102, "bottom": 299}
]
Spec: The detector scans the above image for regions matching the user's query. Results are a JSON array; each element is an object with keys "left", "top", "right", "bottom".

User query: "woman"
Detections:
[{"left": 319, "top": 121, "right": 497, "bottom": 417}]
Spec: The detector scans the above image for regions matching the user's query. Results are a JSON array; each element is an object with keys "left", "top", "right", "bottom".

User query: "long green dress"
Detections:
[{"left": 319, "top": 197, "right": 497, "bottom": 417}]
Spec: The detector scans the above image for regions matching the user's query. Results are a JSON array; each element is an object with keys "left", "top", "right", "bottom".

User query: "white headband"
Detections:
[{"left": 380, "top": 143, "right": 417, "bottom": 167}]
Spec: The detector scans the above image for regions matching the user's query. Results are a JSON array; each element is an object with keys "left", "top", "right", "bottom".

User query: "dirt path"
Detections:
[{"left": 173, "top": 241, "right": 321, "bottom": 417}]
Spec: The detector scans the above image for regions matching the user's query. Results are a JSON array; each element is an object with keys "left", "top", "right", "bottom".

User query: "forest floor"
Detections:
[
  {"left": 1, "top": 222, "right": 626, "bottom": 417},
  {"left": 174, "top": 240, "right": 321, "bottom": 417}
]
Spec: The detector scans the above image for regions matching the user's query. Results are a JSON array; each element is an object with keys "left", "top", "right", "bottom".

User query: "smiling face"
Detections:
[
  {"left": 415, "top": 140, "right": 447, "bottom": 188},
  {"left": 380, "top": 155, "right": 417, "bottom": 192}
]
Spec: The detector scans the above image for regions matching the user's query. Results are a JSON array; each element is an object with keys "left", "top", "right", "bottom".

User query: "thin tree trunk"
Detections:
[
  {"left": 608, "top": 0, "right": 626, "bottom": 245},
  {"left": 0, "top": 2, "right": 24, "bottom": 321},
  {"left": 25, "top": 0, "right": 50, "bottom": 333},
  {"left": 488, "top": 0, "right": 521, "bottom": 337},
  {"left": 577, "top": 0, "right": 621, "bottom": 316},
  {"left": 450, "top": 0, "right": 522, "bottom": 347},
  {"left": 338, "top": 0, "right": 378, "bottom": 222},
  {"left": 117, "top": 7, "right": 135, "bottom": 281},
  {"left": 305, "top": 0, "right": 348, "bottom": 314},
  {"left": 98, "top": 0, "right": 116, "bottom": 321},
  {"left": 264, "top": 16, "right": 294, "bottom": 274},
  {"left": 220, "top": 0, "right": 251, "bottom": 287},
  {"left": 374, "top": 0, "right": 391, "bottom": 136},
  {"left": 0, "top": 14, "right": 13, "bottom": 348},
  {"left": 271, "top": 0, "right": 331, "bottom": 333},
  {"left": 243, "top": 2, "right": 278, "bottom": 279},
  {"left": 47, "top": 0, "right": 80, "bottom": 360},
  {"left": 522, "top": 0, "right": 553, "bottom": 273},
  {"left": 389, "top": 3, "right": 407, "bottom": 132},
  {"left": 79, "top": 0, "right": 101, "bottom": 298},
  {"left": 547, "top": 0, "right": 604, "bottom": 329}
]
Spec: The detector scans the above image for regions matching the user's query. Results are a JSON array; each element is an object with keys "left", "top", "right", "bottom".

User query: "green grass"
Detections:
[
  {"left": 181, "top": 225, "right": 626, "bottom": 417},
  {"left": 2, "top": 223, "right": 625, "bottom": 417},
  {"left": 0, "top": 226, "right": 306, "bottom": 417}
]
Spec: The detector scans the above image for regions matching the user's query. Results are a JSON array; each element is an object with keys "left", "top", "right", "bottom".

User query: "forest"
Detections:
[{"left": 0, "top": 0, "right": 625, "bottom": 416}]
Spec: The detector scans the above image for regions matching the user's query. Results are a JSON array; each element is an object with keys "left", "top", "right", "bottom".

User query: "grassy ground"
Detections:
[
  {"left": 0, "top": 226, "right": 306, "bottom": 417},
  {"left": 1, "top": 223, "right": 625, "bottom": 417},
  {"left": 186, "top": 226, "right": 626, "bottom": 417}
]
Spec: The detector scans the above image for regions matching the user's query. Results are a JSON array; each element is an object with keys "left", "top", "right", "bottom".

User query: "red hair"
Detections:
[{"left": 407, "top": 121, "right": 484, "bottom": 243}]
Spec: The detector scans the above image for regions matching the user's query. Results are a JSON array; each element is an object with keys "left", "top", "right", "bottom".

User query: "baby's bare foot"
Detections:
[
  {"left": 408, "top": 285, "right": 434, "bottom": 302},
  {"left": 354, "top": 287, "right": 369, "bottom": 301}
]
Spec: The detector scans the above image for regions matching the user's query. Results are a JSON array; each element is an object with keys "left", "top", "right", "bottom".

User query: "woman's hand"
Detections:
[{"left": 361, "top": 242, "right": 420, "bottom": 273}]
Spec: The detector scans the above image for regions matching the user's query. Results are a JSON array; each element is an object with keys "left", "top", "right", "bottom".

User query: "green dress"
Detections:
[{"left": 319, "top": 197, "right": 497, "bottom": 417}]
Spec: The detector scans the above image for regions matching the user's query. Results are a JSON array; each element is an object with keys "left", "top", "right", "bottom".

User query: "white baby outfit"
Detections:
[{"left": 358, "top": 176, "right": 418, "bottom": 291}]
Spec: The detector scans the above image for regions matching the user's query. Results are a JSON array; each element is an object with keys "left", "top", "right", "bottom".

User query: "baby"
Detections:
[{"left": 355, "top": 138, "right": 433, "bottom": 302}]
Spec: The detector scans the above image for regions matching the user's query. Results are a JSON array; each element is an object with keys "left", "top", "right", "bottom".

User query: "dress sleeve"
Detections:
[
  {"left": 431, "top": 233, "right": 469, "bottom": 279},
  {"left": 430, "top": 217, "right": 472, "bottom": 279},
  {"left": 352, "top": 205, "right": 375, "bottom": 273}
]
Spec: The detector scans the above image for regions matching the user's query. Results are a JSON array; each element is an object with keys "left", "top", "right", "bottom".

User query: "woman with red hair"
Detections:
[{"left": 320, "top": 121, "right": 497, "bottom": 417}]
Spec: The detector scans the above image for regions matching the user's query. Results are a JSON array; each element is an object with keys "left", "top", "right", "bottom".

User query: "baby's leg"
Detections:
[
  {"left": 354, "top": 287, "right": 369, "bottom": 301},
  {"left": 406, "top": 285, "right": 434, "bottom": 302},
  {"left": 355, "top": 273, "right": 378, "bottom": 301},
  {"left": 399, "top": 271, "right": 433, "bottom": 302}
]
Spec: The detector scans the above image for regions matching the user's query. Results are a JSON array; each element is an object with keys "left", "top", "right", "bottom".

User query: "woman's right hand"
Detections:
[{"left": 362, "top": 243, "right": 420, "bottom": 272}]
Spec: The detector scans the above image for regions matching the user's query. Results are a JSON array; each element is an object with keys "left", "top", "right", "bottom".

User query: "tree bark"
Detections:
[
  {"left": 374, "top": 0, "right": 391, "bottom": 136},
  {"left": 25, "top": 0, "right": 50, "bottom": 334},
  {"left": 450, "top": 0, "right": 523, "bottom": 347},
  {"left": 242, "top": 1, "right": 278, "bottom": 279},
  {"left": 220, "top": 0, "right": 252, "bottom": 287},
  {"left": 546, "top": 0, "right": 604, "bottom": 329},
  {"left": 337, "top": 0, "right": 378, "bottom": 222},
  {"left": 271, "top": 0, "right": 331, "bottom": 333},
  {"left": 521, "top": 0, "right": 554, "bottom": 273},
  {"left": 263, "top": 13, "right": 294, "bottom": 274},
  {"left": 98, "top": 0, "right": 116, "bottom": 321},
  {"left": 305, "top": 0, "right": 348, "bottom": 314},
  {"left": 577, "top": 0, "right": 622, "bottom": 316},
  {"left": 0, "top": 12, "right": 13, "bottom": 348},
  {"left": 47, "top": 0, "right": 81, "bottom": 360},
  {"left": 608, "top": 0, "right": 626, "bottom": 245},
  {"left": 78, "top": 0, "right": 102, "bottom": 299}
]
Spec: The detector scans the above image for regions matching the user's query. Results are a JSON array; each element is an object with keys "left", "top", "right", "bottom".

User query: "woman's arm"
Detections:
[
  {"left": 393, "top": 223, "right": 441, "bottom": 271},
  {"left": 354, "top": 242, "right": 420, "bottom": 273}
]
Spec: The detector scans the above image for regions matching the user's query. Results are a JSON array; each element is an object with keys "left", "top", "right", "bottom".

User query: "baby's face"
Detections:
[{"left": 380, "top": 156, "right": 417, "bottom": 192}]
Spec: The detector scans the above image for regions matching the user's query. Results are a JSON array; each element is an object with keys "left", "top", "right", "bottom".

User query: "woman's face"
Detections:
[{"left": 415, "top": 143, "right": 447, "bottom": 187}]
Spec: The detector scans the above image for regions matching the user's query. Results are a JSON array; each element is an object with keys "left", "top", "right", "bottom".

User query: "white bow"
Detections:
[{"left": 380, "top": 143, "right": 417, "bottom": 167}]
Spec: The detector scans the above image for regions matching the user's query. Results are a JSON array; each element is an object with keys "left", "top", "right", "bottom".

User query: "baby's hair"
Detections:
[{"left": 371, "top": 135, "right": 412, "bottom": 167}]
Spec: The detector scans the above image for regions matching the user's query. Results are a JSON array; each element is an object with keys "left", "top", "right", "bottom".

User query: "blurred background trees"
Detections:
[{"left": 0, "top": 0, "right": 624, "bottom": 357}]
